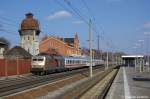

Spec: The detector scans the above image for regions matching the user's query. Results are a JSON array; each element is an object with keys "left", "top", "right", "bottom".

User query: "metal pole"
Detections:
[
  {"left": 5, "top": 58, "right": 7, "bottom": 78},
  {"left": 142, "top": 58, "right": 144, "bottom": 72},
  {"left": 89, "top": 19, "right": 92, "bottom": 77},
  {"left": 148, "top": 35, "right": 149, "bottom": 72},
  {"left": 97, "top": 34, "right": 100, "bottom": 51},
  {"left": 140, "top": 58, "right": 142, "bottom": 72},
  {"left": 116, "top": 55, "right": 118, "bottom": 65},
  {"left": 145, "top": 32, "right": 150, "bottom": 72},
  {"left": 106, "top": 51, "right": 108, "bottom": 69},
  {"left": 17, "top": 56, "right": 19, "bottom": 76},
  {"left": 97, "top": 34, "right": 101, "bottom": 59},
  {"left": 33, "top": 31, "right": 35, "bottom": 56},
  {"left": 135, "top": 57, "right": 137, "bottom": 72}
]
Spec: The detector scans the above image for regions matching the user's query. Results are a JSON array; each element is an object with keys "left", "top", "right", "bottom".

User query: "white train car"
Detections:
[{"left": 31, "top": 55, "right": 104, "bottom": 75}]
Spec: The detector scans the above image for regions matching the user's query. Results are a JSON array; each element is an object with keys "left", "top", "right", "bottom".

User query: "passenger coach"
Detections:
[{"left": 31, "top": 55, "right": 104, "bottom": 75}]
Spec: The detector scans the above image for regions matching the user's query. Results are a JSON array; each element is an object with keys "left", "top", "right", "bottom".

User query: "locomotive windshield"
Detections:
[
  {"left": 32, "top": 59, "right": 37, "bottom": 61},
  {"left": 32, "top": 58, "right": 44, "bottom": 61},
  {"left": 38, "top": 59, "right": 44, "bottom": 61}
]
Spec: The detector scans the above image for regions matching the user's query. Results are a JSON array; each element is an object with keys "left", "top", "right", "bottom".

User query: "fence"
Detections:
[{"left": 0, "top": 59, "right": 31, "bottom": 77}]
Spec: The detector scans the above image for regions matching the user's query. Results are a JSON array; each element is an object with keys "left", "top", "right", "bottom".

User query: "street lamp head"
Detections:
[
  {"left": 133, "top": 46, "right": 137, "bottom": 49},
  {"left": 138, "top": 39, "right": 144, "bottom": 42},
  {"left": 144, "top": 32, "right": 150, "bottom": 35},
  {"left": 135, "top": 43, "right": 140, "bottom": 46}
]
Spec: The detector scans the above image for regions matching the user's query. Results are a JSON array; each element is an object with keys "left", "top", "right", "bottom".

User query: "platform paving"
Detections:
[{"left": 106, "top": 66, "right": 150, "bottom": 99}]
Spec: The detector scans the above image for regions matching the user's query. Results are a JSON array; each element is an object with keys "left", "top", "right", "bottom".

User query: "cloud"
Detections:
[
  {"left": 46, "top": 10, "right": 72, "bottom": 20},
  {"left": 143, "top": 22, "right": 150, "bottom": 28},
  {"left": 73, "top": 20, "right": 84, "bottom": 24}
]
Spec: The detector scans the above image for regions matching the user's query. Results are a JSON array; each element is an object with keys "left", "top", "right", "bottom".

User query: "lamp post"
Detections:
[
  {"left": 133, "top": 46, "right": 137, "bottom": 71},
  {"left": 138, "top": 39, "right": 144, "bottom": 72},
  {"left": 144, "top": 32, "right": 150, "bottom": 72}
]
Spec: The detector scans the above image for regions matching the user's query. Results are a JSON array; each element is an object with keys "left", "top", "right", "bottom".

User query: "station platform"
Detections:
[{"left": 106, "top": 66, "right": 150, "bottom": 99}]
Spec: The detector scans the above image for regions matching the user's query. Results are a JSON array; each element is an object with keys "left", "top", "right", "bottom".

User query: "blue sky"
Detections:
[{"left": 0, "top": 0, "right": 150, "bottom": 55}]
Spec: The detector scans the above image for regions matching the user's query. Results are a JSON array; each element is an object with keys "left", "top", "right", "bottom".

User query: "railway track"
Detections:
[
  {"left": 0, "top": 66, "right": 104, "bottom": 97},
  {"left": 44, "top": 66, "right": 120, "bottom": 99}
]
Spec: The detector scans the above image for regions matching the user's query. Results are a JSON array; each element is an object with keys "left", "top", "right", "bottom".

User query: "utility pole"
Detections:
[
  {"left": 97, "top": 34, "right": 100, "bottom": 51},
  {"left": 106, "top": 42, "right": 109, "bottom": 69},
  {"left": 5, "top": 58, "right": 7, "bottom": 78},
  {"left": 106, "top": 51, "right": 108, "bottom": 69},
  {"left": 89, "top": 19, "right": 93, "bottom": 77},
  {"left": 135, "top": 56, "right": 137, "bottom": 72},
  {"left": 147, "top": 34, "right": 149, "bottom": 72},
  {"left": 97, "top": 34, "right": 101, "bottom": 59}
]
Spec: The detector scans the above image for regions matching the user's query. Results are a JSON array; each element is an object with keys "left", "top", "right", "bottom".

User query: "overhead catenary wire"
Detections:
[
  {"left": 81, "top": 0, "right": 105, "bottom": 37},
  {"left": 55, "top": 0, "right": 103, "bottom": 39},
  {"left": 0, "top": 15, "right": 20, "bottom": 36},
  {"left": 81, "top": 0, "right": 121, "bottom": 52},
  {"left": 63, "top": 0, "right": 89, "bottom": 24}
]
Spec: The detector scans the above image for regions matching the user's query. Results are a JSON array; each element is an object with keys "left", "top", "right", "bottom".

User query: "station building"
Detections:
[{"left": 39, "top": 33, "right": 81, "bottom": 56}]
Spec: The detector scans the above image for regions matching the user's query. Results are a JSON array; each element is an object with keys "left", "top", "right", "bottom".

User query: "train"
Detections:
[{"left": 31, "top": 55, "right": 104, "bottom": 75}]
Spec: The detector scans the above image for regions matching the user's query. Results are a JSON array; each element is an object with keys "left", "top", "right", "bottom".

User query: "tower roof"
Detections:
[{"left": 20, "top": 13, "right": 40, "bottom": 30}]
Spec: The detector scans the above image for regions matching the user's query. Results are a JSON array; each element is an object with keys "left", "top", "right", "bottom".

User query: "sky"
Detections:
[{"left": 0, "top": 0, "right": 150, "bottom": 55}]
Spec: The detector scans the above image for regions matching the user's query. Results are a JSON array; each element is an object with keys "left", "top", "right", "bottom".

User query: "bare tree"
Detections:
[{"left": 0, "top": 37, "right": 10, "bottom": 49}]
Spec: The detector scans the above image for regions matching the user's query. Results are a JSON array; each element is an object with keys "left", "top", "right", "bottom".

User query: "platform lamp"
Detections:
[
  {"left": 132, "top": 46, "right": 137, "bottom": 72},
  {"left": 138, "top": 39, "right": 144, "bottom": 72},
  {"left": 144, "top": 32, "right": 150, "bottom": 73},
  {"left": 135, "top": 43, "right": 142, "bottom": 72}
]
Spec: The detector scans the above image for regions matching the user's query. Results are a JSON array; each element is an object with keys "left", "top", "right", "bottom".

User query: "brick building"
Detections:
[{"left": 39, "top": 33, "right": 81, "bottom": 56}]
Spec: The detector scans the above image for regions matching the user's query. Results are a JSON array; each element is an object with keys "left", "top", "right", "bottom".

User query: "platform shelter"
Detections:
[{"left": 122, "top": 55, "right": 144, "bottom": 67}]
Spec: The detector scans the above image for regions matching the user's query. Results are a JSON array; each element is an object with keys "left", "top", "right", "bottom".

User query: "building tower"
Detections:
[{"left": 19, "top": 13, "right": 40, "bottom": 56}]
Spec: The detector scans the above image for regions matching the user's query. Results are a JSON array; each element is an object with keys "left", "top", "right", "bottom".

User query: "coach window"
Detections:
[
  {"left": 77, "top": 60, "right": 79, "bottom": 64},
  {"left": 66, "top": 60, "right": 68, "bottom": 64},
  {"left": 67, "top": 60, "right": 69, "bottom": 64},
  {"left": 28, "top": 36, "right": 29, "bottom": 40},
  {"left": 75, "top": 60, "right": 77, "bottom": 64},
  {"left": 79, "top": 60, "right": 81, "bottom": 64},
  {"left": 74, "top": 60, "right": 76, "bottom": 64}
]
